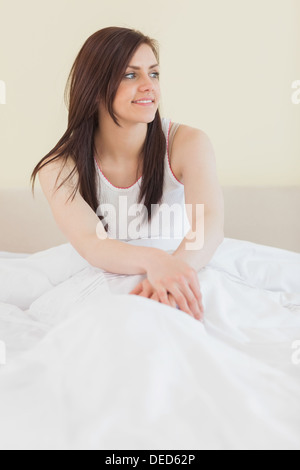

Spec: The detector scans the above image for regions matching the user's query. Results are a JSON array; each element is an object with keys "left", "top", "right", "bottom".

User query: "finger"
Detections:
[
  {"left": 174, "top": 278, "right": 202, "bottom": 321},
  {"left": 164, "top": 285, "right": 194, "bottom": 319},
  {"left": 129, "top": 282, "right": 143, "bottom": 295},
  {"left": 150, "top": 292, "right": 160, "bottom": 303},
  {"left": 166, "top": 279, "right": 202, "bottom": 321},
  {"left": 179, "top": 276, "right": 204, "bottom": 320},
  {"left": 155, "top": 285, "right": 172, "bottom": 306},
  {"left": 139, "top": 283, "right": 154, "bottom": 298},
  {"left": 188, "top": 272, "right": 205, "bottom": 313},
  {"left": 167, "top": 293, "right": 178, "bottom": 309}
]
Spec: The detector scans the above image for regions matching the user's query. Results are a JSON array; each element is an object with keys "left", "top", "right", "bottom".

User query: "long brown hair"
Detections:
[{"left": 30, "top": 27, "right": 166, "bottom": 232}]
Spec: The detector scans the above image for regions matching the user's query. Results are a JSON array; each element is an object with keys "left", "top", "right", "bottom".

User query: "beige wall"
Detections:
[{"left": 0, "top": 0, "right": 299, "bottom": 189}]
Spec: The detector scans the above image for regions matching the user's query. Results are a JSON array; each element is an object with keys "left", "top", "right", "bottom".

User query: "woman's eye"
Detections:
[
  {"left": 124, "top": 73, "right": 135, "bottom": 79},
  {"left": 124, "top": 72, "right": 160, "bottom": 79}
]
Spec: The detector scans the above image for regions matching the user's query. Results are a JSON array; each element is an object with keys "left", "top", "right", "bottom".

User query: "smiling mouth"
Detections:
[
  {"left": 132, "top": 100, "right": 155, "bottom": 106},
  {"left": 132, "top": 98, "right": 155, "bottom": 103}
]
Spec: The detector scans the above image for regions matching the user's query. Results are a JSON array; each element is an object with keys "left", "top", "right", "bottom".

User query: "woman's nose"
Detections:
[{"left": 139, "top": 76, "right": 155, "bottom": 90}]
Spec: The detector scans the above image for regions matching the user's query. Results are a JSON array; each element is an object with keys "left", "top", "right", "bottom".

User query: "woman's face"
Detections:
[{"left": 113, "top": 43, "right": 161, "bottom": 124}]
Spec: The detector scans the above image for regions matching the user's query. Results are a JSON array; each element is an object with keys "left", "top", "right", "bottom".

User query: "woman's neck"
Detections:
[{"left": 94, "top": 118, "right": 147, "bottom": 167}]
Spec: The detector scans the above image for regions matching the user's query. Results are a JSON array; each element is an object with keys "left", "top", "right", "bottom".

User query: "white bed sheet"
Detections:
[{"left": 0, "top": 237, "right": 299, "bottom": 450}]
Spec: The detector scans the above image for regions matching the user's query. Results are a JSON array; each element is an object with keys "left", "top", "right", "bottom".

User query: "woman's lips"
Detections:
[{"left": 132, "top": 101, "right": 154, "bottom": 106}]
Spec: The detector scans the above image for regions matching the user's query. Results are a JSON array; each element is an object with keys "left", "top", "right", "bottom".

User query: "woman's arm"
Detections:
[
  {"left": 84, "top": 235, "right": 164, "bottom": 275},
  {"left": 171, "top": 126, "right": 225, "bottom": 271},
  {"left": 38, "top": 156, "right": 162, "bottom": 275},
  {"left": 38, "top": 155, "right": 203, "bottom": 319}
]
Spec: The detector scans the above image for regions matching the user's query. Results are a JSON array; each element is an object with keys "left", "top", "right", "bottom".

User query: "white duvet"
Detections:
[{"left": 0, "top": 237, "right": 299, "bottom": 450}]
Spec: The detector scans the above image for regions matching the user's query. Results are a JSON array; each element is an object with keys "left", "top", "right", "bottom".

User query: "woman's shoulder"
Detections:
[
  {"left": 169, "top": 119, "right": 207, "bottom": 149},
  {"left": 161, "top": 116, "right": 203, "bottom": 135},
  {"left": 171, "top": 120, "right": 205, "bottom": 135},
  {"left": 167, "top": 120, "right": 209, "bottom": 181},
  {"left": 161, "top": 116, "right": 208, "bottom": 151},
  {"left": 38, "top": 154, "right": 79, "bottom": 195}
]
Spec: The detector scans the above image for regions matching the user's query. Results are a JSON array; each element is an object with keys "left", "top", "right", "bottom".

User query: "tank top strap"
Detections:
[
  {"left": 163, "top": 119, "right": 183, "bottom": 187},
  {"left": 168, "top": 122, "right": 181, "bottom": 158}
]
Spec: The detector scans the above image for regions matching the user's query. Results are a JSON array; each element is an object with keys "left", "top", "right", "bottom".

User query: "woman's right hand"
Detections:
[{"left": 145, "top": 251, "right": 204, "bottom": 321}]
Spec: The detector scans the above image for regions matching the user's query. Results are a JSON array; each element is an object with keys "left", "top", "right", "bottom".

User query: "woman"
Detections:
[{"left": 31, "top": 27, "right": 224, "bottom": 322}]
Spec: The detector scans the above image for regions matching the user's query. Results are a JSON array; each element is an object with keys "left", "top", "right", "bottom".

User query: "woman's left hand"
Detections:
[{"left": 129, "top": 279, "right": 178, "bottom": 308}]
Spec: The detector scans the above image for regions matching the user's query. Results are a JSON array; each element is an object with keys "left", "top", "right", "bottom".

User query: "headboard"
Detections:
[{"left": 0, "top": 187, "right": 299, "bottom": 254}]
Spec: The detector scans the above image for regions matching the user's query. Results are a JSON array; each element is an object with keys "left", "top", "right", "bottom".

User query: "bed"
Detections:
[{"left": 0, "top": 186, "right": 299, "bottom": 450}]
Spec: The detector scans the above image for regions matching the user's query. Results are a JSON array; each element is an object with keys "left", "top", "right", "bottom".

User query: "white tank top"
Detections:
[{"left": 94, "top": 117, "right": 191, "bottom": 242}]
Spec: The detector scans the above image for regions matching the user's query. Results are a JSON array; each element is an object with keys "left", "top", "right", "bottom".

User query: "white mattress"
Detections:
[{"left": 0, "top": 237, "right": 299, "bottom": 450}]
